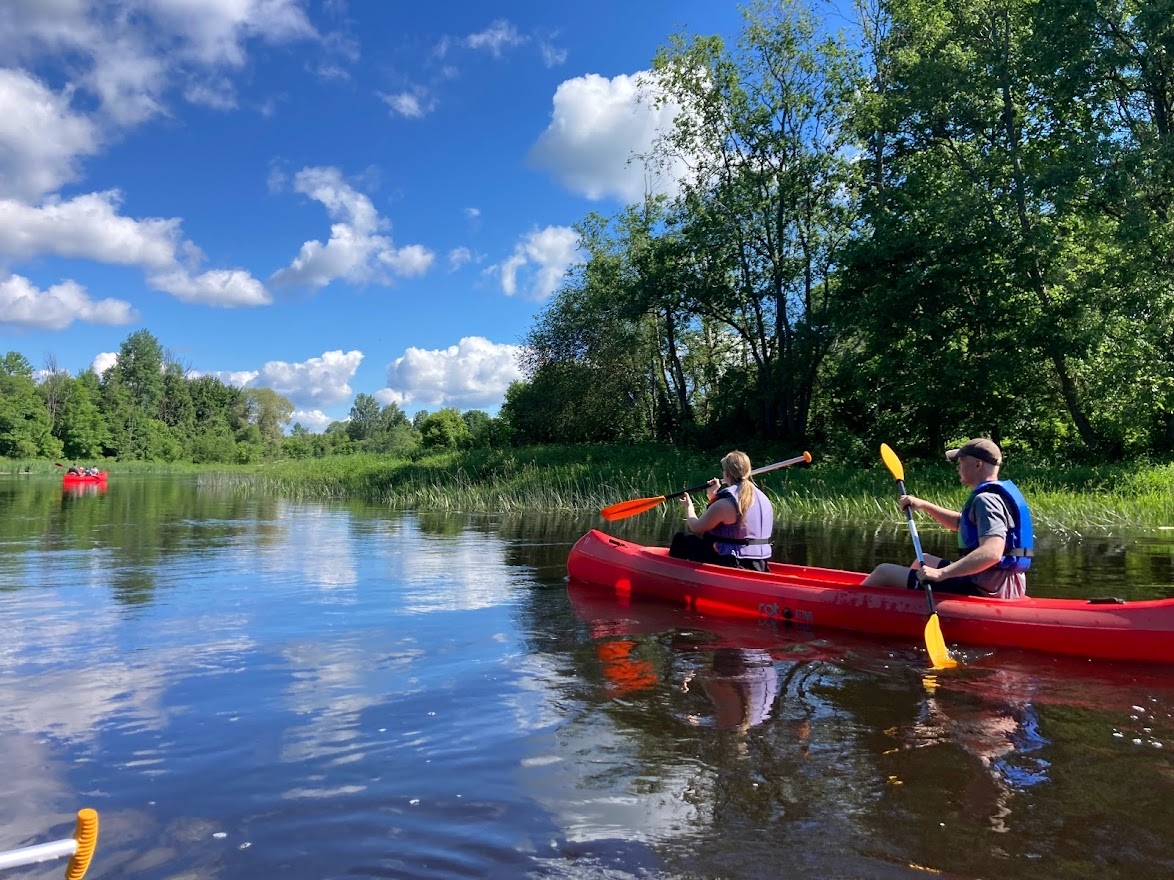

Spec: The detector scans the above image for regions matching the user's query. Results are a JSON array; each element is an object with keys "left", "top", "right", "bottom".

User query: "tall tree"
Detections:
[
  {"left": 347, "top": 393, "right": 382, "bottom": 441},
  {"left": 649, "top": 0, "right": 861, "bottom": 440}
]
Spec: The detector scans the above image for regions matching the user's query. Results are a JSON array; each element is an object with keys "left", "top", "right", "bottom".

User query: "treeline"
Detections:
[
  {"left": 0, "top": 330, "right": 510, "bottom": 463},
  {"left": 501, "top": 0, "right": 1174, "bottom": 461}
]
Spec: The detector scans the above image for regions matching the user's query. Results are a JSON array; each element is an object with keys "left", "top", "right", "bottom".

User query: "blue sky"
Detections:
[{"left": 0, "top": 0, "right": 832, "bottom": 431}]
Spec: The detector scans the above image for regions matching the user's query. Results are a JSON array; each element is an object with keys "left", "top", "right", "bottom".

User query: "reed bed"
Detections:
[
  {"left": 198, "top": 446, "right": 1174, "bottom": 533},
  {"left": 13, "top": 447, "right": 1174, "bottom": 533}
]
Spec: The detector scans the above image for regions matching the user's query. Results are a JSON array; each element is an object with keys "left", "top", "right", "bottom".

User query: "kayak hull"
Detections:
[
  {"left": 62, "top": 472, "right": 108, "bottom": 485},
  {"left": 567, "top": 529, "right": 1174, "bottom": 664}
]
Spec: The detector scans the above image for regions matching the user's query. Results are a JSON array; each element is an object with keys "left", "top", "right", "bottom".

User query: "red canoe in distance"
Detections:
[
  {"left": 567, "top": 529, "right": 1174, "bottom": 665},
  {"left": 62, "top": 471, "right": 109, "bottom": 486}
]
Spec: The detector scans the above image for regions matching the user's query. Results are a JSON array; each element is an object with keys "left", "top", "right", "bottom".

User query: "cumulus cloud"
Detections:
[
  {"left": 0, "top": 69, "right": 101, "bottom": 202},
  {"left": 149, "top": 268, "right": 271, "bottom": 307},
  {"left": 211, "top": 350, "right": 364, "bottom": 408},
  {"left": 91, "top": 352, "right": 118, "bottom": 375},
  {"left": 495, "top": 226, "right": 581, "bottom": 300},
  {"left": 528, "top": 71, "right": 688, "bottom": 203},
  {"left": 290, "top": 409, "right": 334, "bottom": 432},
  {"left": 0, "top": 191, "right": 270, "bottom": 307},
  {"left": 379, "top": 337, "right": 524, "bottom": 410},
  {"left": 270, "top": 167, "right": 435, "bottom": 290},
  {"left": 0, "top": 274, "right": 137, "bottom": 331}
]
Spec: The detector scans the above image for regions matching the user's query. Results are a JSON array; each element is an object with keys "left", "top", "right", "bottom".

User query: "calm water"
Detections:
[{"left": 1, "top": 475, "right": 1172, "bottom": 880}]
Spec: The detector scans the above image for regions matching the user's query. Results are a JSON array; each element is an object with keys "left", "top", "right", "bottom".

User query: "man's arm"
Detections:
[{"left": 903, "top": 495, "right": 961, "bottom": 531}]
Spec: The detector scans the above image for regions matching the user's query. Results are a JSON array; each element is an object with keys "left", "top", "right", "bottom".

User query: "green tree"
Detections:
[
  {"left": 112, "top": 329, "right": 166, "bottom": 415},
  {"left": 243, "top": 387, "right": 294, "bottom": 454},
  {"left": 57, "top": 371, "right": 109, "bottom": 460},
  {"left": 347, "top": 393, "right": 382, "bottom": 442},
  {"left": 418, "top": 408, "right": 472, "bottom": 450},
  {"left": 650, "top": 0, "right": 861, "bottom": 440},
  {"left": 0, "top": 352, "right": 60, "bottom": 458}
]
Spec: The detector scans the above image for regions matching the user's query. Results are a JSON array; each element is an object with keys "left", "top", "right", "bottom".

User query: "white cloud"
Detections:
[
  {"left": 380, "top": 337, "right": 524, "bottom": 410},
  {"left": 378, "top": 89, "right": 435, "bottom": 119},
  {"left": 539, "top": 41, "right": 567, "bottom": 68},
  {"left": 183, "top": 77, "right": 238, "bottom": 111},
  {"left": 0, "top": 0, "right": 317, "bottom": 126},
  {"left": 0, "top": 274, "right": 137, "bottom": 331},
  {"left": 464, "top": 207, "right": 480, "bottom": 220},
  {"left": 0, "top": 192, "right": 180, "bottom": 268},
  {"left": 270, "top": 167, "right": 435, "bottom": 290},
  {"left": 495, "top": 226, "right": 581, "bottom": 300},
  {"left": 210, "top": 369, "right": 261, "bottom": 388},
  {"left": 380, "top": 244, "right": 434, "bottom": 277},
  {"left": 290, "top": 409, "right": 334, "bottom": 432},
  {"left": 91, "top": 352, "right": 118, "bottom": 375},
  {"left": 465, "top": 20, "right": 527, "bottom": 58},
  {"left": 528, "top": 71, "right": 687, "bottom": 203},
  {"left": 149, "top": 268, "right": 271, "bottom": 306},
  {"left": 0, "top": 191, "right": 271, "bottom": 307},
  {"left": 251, "top": 350, "right": 364, "bottom": 408},
  {"left": 0, "top": 69, "right": 102, "bottom": 202},
  {"left": 448, "top": 247, "right": 472, "bottom": 271}
]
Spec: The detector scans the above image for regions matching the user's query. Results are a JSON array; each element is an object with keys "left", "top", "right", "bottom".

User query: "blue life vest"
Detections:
[
  {"left": 958, "top": 480, "right": 1033, "bottom": 572},
  {"left": 705, "top": 482, "right": 773, "bottom": 560}
]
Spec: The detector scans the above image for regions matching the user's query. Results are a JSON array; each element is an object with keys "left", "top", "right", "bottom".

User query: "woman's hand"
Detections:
[{"left": 704, "top": 478, "right": 721, "bottom": 501}]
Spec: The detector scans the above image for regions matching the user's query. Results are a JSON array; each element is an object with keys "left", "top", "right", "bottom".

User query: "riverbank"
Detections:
[{"left": 192, "top": 444, "right": 1174, "bottom": 534}]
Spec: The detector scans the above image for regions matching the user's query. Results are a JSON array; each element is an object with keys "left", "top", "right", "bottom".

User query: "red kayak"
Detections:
[
  {"left": 62, "top": 471, "right": 108, "bottom": 485},
  {"left": 567, "top": 529, "right": 1174, "bottom": 664}
]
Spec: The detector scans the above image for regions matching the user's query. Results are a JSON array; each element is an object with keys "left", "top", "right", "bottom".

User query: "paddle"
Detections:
[
  {"left": 879, "top": 443, "right": 957, "bottom": 670},
  {"left": 600, "top": 451, "right": 812, "bottom": 522}
]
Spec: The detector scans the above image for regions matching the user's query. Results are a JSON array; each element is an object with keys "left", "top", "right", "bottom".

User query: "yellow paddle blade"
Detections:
[
  {"left": 924, "top": 614, "right": 958, "bottom": 670},
  {"left": 880, "top": 443, "right": 904, "bottom": 482},
  {"left": 599, "top": 495, "right": 668, "bottom": 522}
]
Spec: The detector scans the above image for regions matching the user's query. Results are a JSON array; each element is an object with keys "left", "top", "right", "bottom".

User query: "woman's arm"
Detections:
[{"left": 683, "top": 493, "right": 738, "bottom": 535}]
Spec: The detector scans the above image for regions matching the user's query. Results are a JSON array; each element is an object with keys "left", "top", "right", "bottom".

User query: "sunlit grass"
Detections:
[
  {"left": 12, "top": 447, "right": 1174, "bottom": 532},
  {"left": 196, "top": 446, "right": 1174, "bottom": 532}
]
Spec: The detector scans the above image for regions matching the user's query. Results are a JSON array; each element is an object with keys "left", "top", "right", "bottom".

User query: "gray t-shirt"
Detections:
[{"left": 967, "top": 491, "right": 1027, "bottom": 599}]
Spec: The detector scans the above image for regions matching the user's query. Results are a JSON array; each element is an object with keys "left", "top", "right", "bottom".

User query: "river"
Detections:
[{"left": 1, "top": 474, "right": 1171, "bottom": 879}]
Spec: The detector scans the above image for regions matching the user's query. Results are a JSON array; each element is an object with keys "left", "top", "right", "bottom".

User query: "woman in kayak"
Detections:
[
  {"left": 863, "top": 438, "right": 1033, "bottom": 598},
  {"left": 668, "top": 450, "right": 774, "bottom": 572}
]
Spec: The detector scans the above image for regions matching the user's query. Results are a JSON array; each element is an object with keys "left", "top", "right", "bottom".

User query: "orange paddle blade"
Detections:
[{"left": 599, "top": 495, "right": 669, "bottom": 522}]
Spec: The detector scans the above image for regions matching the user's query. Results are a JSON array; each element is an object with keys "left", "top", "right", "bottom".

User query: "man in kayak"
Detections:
[
  {"left": 669, "top": 450, "right": 774, "bottom": 572},
  {"left": 862, "top": 438, "right": 1033, "bottom": 598}
]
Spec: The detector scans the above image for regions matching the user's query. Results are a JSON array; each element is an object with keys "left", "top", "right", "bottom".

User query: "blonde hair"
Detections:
[{"left": 720, "top": 450, "right": 755, "bottom": 519}]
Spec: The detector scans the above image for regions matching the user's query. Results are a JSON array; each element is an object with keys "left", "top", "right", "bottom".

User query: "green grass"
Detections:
[
  {"left": 11, "top": 446, "right": 1174, "bottom": 531},
  {"left": 201, "top": 445, "right": 1174, "bottom": 532}
]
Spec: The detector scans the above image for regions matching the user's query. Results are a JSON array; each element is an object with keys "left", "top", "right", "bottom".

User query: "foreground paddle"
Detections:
[
  {"left": 880, "top": 443, "right": 957, "bottom": 670},
  {"left": 600, "top": 451, "right": 812, "bottom": 522}
]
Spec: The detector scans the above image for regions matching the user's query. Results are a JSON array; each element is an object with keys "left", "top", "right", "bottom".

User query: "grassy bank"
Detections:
[{"left": 193, "top": 444, "right": 1174, "bottom": 533}]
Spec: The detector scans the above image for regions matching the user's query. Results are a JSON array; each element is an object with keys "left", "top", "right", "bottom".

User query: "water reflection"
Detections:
[
  {"left": 890, "top": 670, "right": 1051, "bottom": 834},
  {"left": 1, "top": 480, "right": 1172, "bottom": 879}
]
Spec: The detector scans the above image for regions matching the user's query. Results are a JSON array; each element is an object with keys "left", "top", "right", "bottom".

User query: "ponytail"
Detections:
[{"left": 720, "top": 451, "right": 755, "bottom": 520}]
